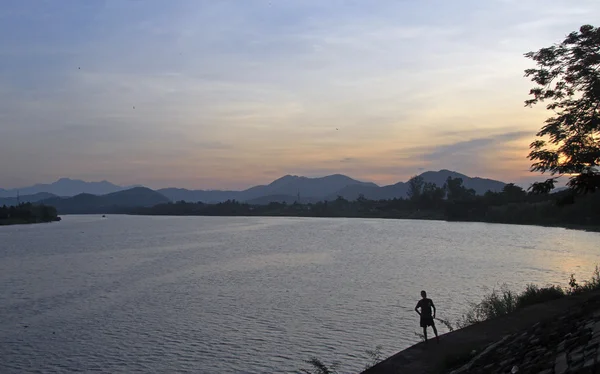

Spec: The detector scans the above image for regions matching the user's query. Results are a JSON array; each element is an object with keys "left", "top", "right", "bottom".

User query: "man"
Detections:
[{"left": 415, "top": 290, "right": 439, "bottom": 344}]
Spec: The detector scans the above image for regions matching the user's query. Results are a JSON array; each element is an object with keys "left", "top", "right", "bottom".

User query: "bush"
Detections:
[
  {"left": 363, "top": 345, "right": 384, "bottom": 370},
  {"left": 456, "top": 285, "right": 518, "bottom": 328},
  {"left": 568, "top": 266, "right": 600, "bottom": 294},
  {"left": 516, "top": 284, "right": 565, "bottom": 309},
  {"left": 458, "top": 267, "right": 600, "bottom": 328}
]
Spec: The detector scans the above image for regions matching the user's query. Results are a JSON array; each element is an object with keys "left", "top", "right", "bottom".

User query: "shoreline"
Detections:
[
  {"left": 362, "top": 290, "right": 600, "bottom": 373},
  {"left": 123, "top": 213, "right": 600, "bottom": 233},
  {"left": 0, "top": 217, "right": 61, "bottom": 226}
]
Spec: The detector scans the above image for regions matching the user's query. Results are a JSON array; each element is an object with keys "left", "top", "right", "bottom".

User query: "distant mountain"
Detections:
[
  {"left": 332, "top": 170, "right": 505, "bottom": 201},
  {"left": 40, "top": 187, "right": 170, "bottom": 214},
  {"left": 261, "top": 174, "right": 378, "bottom": 198},
  {"left": 551, "top": 187, "right": 569, "bottom": 194},
  {"left": 331, "top": 182, "right": 407, "bottom": 201},
  {"left": 0, "top": 178, "right": 139, "bottom": 198},
  {"left": 7, "top": 170, "right": 508, "bottom": 208},
  {"left": 159, "top": 174, "right": 377, "bottom": 203},
  {"left": 0, "top": 192, "right": 58, "bottom": 206},
  {"left": 418, "top": 170, "right": 505, "bottom": 194}
]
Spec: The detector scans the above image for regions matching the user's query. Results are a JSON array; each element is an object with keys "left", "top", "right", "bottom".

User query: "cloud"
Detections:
[
  {"left": 1, "top": 1, "right": 599, "bottom": 188},
  {"left": 421, "top": 131, "right": 532, "bottom": 161}
]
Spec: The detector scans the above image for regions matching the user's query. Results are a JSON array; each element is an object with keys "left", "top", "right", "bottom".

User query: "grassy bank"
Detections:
[{"left": 302, "top": 268, "right": 600, "bottom": 374}]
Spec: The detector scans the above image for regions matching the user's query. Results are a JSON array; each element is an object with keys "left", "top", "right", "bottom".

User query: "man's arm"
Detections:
[
  {"left": 431, "top": 300, "right": 436, "bottom": 318},
  {"left": 415, "top": 301, "right": 421, "bottom": 315}
]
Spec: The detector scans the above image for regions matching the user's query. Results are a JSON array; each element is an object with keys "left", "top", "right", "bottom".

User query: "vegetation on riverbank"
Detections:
[
  {"left": 456, "top": 267, "right": 600, "bottom": 329},
  {"left": 0, "top": 203, "right": 61, "bottom": 226},
  {"left": 128, "top": 176, "right": 599, "bottom": 230},
  {"left": 304, "top": 268, "right": 600, "bottom": 374}
]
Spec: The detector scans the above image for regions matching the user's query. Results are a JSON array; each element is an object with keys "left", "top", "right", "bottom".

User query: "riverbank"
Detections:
[
  {"left": 0, "top": 217, "right": 61, "bottom": 226},
  {"left": 362, "top": 290, "right": 600, "bottom": 374},
  {"left": 0, "top": 203, "right": 61, "bottom": 226}
]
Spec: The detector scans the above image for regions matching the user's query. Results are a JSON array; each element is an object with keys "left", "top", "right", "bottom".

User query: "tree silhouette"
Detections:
[
  {"left": 444, "top": 177, "right": 475, "bottom": 201},
  {"left": 525, "top": 24, "right": 600, "bottom": 194},
  {"left": 407, "top": 175, "right": 424, "bottom": 201}
]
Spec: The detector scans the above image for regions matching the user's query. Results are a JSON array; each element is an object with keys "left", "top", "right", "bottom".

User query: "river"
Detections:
[{"left": 1, "top": 215, "right": 598, "bottom": 373}]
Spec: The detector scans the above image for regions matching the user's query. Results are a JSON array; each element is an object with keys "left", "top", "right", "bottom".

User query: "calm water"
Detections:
[{"left": 1, "top": 215, "right": 599, "bottom": 373}]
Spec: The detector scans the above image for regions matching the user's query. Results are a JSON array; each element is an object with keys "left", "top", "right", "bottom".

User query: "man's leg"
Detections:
[
  {"left": 423, "top": 327, "right": 428, "bottom": 343},
  {"left": 432, "top": 323, "right": 439, "bottom": 343}
]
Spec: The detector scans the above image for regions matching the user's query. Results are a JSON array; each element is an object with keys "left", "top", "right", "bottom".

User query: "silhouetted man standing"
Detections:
[{"left": 415, "top": 290, "right": 439, "bottom": 344}]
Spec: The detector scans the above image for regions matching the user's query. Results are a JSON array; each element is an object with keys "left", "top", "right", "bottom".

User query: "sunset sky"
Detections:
[{"left": 1, "top": 0, "right": 599, "bottom": 190}]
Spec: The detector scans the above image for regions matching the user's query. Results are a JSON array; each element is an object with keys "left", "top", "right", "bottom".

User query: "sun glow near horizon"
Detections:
[{"left": 0, "top": 0, "right": 598, "bottom": 190}]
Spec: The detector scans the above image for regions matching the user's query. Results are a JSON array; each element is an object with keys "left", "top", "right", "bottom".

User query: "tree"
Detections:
[
  {"left": 420, "top": 182, "right": 445, "bottom": 208},
  {"left": 501, "top": 183, "right": 527, "bottom": 203},
  {"left": 525, "top": 24, "right": 600, "bottom": 194},
  {"left": 444, "top": 177, "right": 475, "bottom": 201},
  {"left": 407, "top": 175, "right": 424, "bottom": 201}
]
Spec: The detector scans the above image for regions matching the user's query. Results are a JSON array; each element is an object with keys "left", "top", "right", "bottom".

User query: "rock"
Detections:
[
  {"left": 570, "top": 351, "right": 584, "bottom": 364},
  {"left": 583, "top": 356, "right": 596, "bottom": 369},
  {"left": 555, "top": 352, "right": 568, "bottom": 374}
]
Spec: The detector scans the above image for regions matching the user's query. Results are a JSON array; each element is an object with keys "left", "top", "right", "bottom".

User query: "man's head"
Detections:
[{"left": 421, "top": 290, "right": 427, "bottom": 298}]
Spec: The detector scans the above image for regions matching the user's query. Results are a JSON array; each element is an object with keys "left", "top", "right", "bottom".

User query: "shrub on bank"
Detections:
[
  {"left": 517, "top": 284, "right": 565, "bottom": 309},
  {"left": 457, "top": 266, "right": 600, "bottom": 328}
]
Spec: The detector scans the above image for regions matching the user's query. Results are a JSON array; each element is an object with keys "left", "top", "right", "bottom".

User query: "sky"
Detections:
[{"left": 1, "top": 0, "right": 599, "bottom": 190}]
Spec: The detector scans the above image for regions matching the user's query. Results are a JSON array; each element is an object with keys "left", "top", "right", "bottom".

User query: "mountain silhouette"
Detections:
[
  {"left": 40, "top": 187, "right": 169, "bottom": 214},
  {"left": 0, "top": 192, "right": 58, "bottom": 206},
  {"left": 3, "top": 170, "right": 507, "bottom": 208},
  {"left": 0, "top": 178, "right": 139, "bottom": 198},
  {"left": 331, "top": 170, "right": 505, "bottom": 201},
  {"left": 419, "top": 170, "right": 505, "bottom": 193},
  {"left": 158, "top": 174, "right": 377, "bottom": 203},
  {"left": 159, "top": 170, "right": 505, "bottom": 204}
]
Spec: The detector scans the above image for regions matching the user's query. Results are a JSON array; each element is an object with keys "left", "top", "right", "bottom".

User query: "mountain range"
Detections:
[
  {"left": 38, "top": 187, "right": 170, "bottom": 214},
  {"left": 158, "top": 170, "right": 505, "bottom": 203},
  {"left": 0, "top": 178, "right": 138, "bottom": 198},
  {"left": 0, "top": 170, "right": 508, "bottom": 211}
]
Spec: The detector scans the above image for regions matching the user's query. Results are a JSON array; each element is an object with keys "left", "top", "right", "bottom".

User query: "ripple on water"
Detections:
[{"left": 0, "top": 216, "right": 599, "bottom": 373}]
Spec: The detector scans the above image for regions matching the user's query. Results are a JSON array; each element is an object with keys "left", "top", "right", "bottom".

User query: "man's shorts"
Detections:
[{"left": 420, "top": 315, "right": 434, "bottom": 327}]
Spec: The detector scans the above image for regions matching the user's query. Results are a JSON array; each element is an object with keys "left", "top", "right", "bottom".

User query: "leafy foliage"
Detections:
[
  {"left": 131, "top": 177, "right": 600, "bottom": 229},
  {"left": 525, "top": 24, "right": 600, "bottom": 194},
  {"left": 456, "top": 285, "right": 518, "bottom": 328},
  {"left": 568, "top": 266, "right": 600, "bottom": 294},
  {"left": 0, "top": 203, "right": 60, "bottom": 225},
  {"left": 457, "top": 267, "right": 600, "bottom": 328},
  {"left": 516, "top": 284, "right": 565, "bottom": 309},
  {"left": 363, "top": 345, "right": 384, "bottom": 370},
  {"left": 407, "top": 175, "right": 425, "bottom": 201}
]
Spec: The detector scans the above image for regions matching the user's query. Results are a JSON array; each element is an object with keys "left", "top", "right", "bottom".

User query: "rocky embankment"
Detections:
[
  {"left": 446, "top": 297, "right": 600, "bottom": 373},
  {"left": 363, "top": 291, "right": 600, "bottom": 374}
]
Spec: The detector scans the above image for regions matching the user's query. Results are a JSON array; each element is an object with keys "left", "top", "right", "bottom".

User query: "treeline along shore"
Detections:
[
  {"left": 0, "top": 203, "right": 61, "bottom": 226},
  {"left": 129, "top": 176, "right": 600, "bottom": 230}
]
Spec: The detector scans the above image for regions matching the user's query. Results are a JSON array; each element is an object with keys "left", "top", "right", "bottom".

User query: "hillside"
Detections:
[
  {"left": 6, "top": 170, "right": 508, "bottom": 206},
  {"left": 332, "top": 170, "right": 505, "bottom": 201},
  {"left": 0, "top": 178, "right": 137, "bottom": 197},
  {"left": 419, "top": 170, "right": 505, "bottom": 194},
  {"left": 41, "top": 187, "right": 170, "bottom": 214},
  {"left": 159, "top": 174, "right": 377, "bottom": 203},
  {"left": 0, "top": 192, "right": 57, "bottom": 206}
]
